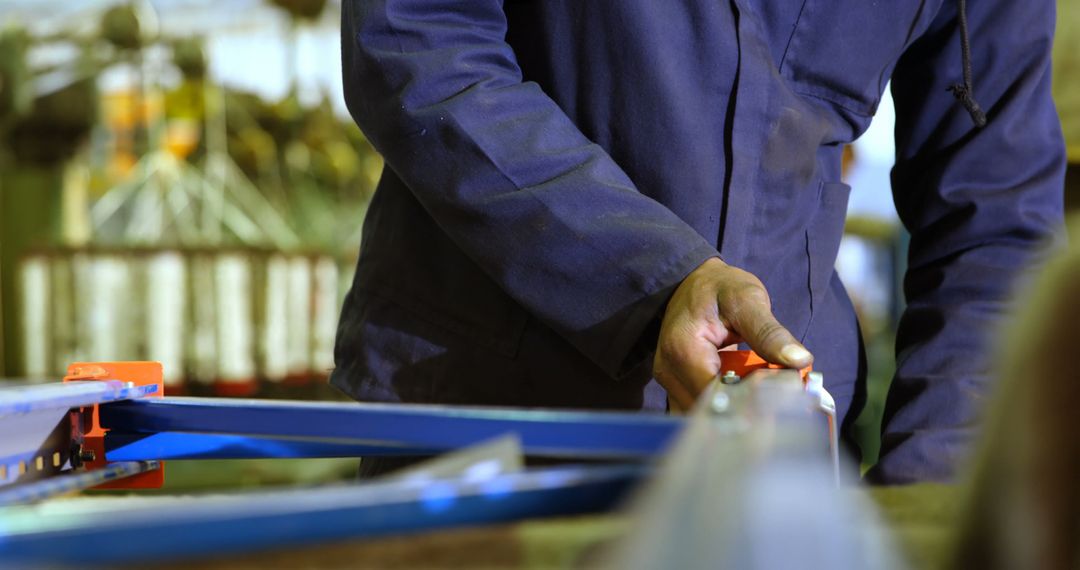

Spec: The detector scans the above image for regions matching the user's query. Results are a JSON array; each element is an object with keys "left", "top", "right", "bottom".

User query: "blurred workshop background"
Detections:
[{"left": 0, "top": 0, "right": 1077, "bottom": 478}]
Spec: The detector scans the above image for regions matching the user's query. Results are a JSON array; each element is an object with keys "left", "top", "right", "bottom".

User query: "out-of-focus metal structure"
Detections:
[
  {"left": 2, "top": 1, "right": 374, "bottom": 392},
  {"left": 604, "top": 368, "right": 897, "bottom": 570}
]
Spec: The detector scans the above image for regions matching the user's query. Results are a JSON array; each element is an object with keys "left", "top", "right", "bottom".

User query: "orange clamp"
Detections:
[
  {"left": 718, "top": 350, "right": 812, "bottom": 381},
  {"left": 64, "top": 361, "right": 165, "bottom": 489}
]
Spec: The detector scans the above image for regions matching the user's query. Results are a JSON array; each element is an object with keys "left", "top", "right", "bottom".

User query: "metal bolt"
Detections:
[
  {"left": 69, "top": 445, "right": 95, "bottom": 468},
  {"left": 711, "top": 392, "right": 731, "bottom": 413},
  {"left": 720, "top": 370, "right": 741, "bottom": 385}
]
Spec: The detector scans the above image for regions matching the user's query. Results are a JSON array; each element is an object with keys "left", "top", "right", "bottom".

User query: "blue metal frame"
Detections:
[
  {"left": 0, "top": 374, "right": 889, "bottom": 568},
  {"left": 0, "top": 380, "right": 666, "bottom": 565},
  {"left": 104, "top": 432, "right": 430, "bottom": 460},
  {"left": 0, "top": 464, "right": 646, "bottom": 566},
  {"left": 101, "top": 397, "right": 682, "bottom": 459}
]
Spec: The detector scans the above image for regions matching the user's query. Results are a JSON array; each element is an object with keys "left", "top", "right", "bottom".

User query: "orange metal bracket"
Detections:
[
  {"left": 64, "top": 361, "right": 165, "bottom": 489},
  {"left": 717, "top": 350, "right": 812, "bottom": 381},
  {"left": 671, "top": 350, "right": 813, "bottom": 413}
]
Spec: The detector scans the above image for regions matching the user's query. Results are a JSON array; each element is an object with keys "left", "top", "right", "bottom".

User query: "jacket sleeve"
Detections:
[
  {"left": 340, "top": 0, "right": 719, "bottom": 378},
  {"left": 869, "top": 0, "right": 1065, "bottom": 483}
]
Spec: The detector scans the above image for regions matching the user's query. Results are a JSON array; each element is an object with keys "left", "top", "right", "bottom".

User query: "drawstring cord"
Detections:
[{"left": 948, "top": 0, "right": 988, "bottom": 127}]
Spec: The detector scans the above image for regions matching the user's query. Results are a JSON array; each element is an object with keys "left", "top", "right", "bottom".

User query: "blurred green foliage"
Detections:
[{"left": 1056, "top": 0, "right": 1080, "bottom": 160}]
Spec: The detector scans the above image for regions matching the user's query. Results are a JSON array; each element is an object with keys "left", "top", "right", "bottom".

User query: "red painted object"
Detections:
[
  {"left": 717, "top": 350, "right": 812, "bottom": 382},
  {"left": 64, "top": 361, "right": 165, "bottom": 489}
]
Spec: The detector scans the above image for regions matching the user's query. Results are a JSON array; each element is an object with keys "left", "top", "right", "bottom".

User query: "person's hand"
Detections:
[{"left": 653, "top": 257, "right": 813, "bottom": 409}]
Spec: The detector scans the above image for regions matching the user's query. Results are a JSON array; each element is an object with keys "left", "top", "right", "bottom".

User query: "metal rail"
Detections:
[
  {"left": 0, "top": 463, "right": 645, "bottom": 566},
  {"left": 0, "top": 380, "right": 157, "bottom": 417},
  {"left": 0, "top": 460, "right": 160, "bottom": 506}
]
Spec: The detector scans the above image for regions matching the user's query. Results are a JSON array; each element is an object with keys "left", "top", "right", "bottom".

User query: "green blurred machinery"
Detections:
[{"left": 0, "top": 2, "right": 381, "bottom": 383}]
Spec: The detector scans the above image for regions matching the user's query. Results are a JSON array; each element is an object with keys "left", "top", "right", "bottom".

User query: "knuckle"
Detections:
[
  {"left": 741, "top": 283, "right": 771, "bottom": 306},
  {"left": 667, "top": 343, "right": 694, "bottom": 366},
  {"left": 727, "top": 265, "right": 765, "bottom": 288},
  {"left": 656, "top": 328, "right": 679, "bottom": 353},
  {"left": 719, "top": 281, "right": 770, "bottom": 311},
  {"left": 657, "top": 336, "right": 686, "bottom": 363}
]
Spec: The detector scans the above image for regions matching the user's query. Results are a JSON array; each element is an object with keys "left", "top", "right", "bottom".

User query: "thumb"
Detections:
[{"left": 730, "top": 303, "right": 813, "bottom": 369}]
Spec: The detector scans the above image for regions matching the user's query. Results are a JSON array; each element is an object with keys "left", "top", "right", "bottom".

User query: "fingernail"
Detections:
[{"left": 781, "top": 344, "right": 812, "bottom": 365}]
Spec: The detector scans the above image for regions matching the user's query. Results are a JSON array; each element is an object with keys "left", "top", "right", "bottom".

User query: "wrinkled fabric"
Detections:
[{"left": 333, "top": 0, "right": 1065, "bottom": 484}]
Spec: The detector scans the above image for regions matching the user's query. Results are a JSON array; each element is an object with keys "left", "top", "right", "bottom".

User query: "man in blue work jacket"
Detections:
[{"left": 331, "top": 0, "right": 1065, "bottom": 483}]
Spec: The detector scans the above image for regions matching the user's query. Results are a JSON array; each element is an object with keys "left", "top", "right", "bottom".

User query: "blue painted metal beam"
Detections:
[
  {"left": 99, "top": 398, "right": 683, "bottom": 459},
  {"left": 105, "top": 432, "right": 437, "bottom": 460},
  {"left": 0, "top": 464, "right": 646, "bottom": 566}
]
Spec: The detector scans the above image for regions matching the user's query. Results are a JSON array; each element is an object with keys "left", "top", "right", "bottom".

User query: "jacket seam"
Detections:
[
  {"left": 791, "top": 88, "right": 875, "bottom": 118},
  {"left": 777, "top": 0, "right": 810, "bottom": 72}
]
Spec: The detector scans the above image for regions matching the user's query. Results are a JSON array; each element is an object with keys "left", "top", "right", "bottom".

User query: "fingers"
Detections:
[
  {"left": 728, "top": 300, "right": 813, "bottom": 369},
  {"left": 657, "top": 367, "right": 696, "bottom": 411},
  {"left": 666, "top": 334, "right": 723, "bottom": 394},
  {"left": 654, "top": 318, "right": 723, "bottom": 409}
]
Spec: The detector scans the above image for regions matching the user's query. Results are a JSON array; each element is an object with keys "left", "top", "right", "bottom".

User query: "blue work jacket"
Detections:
[{"left": 331, "top": 0, "right": 1065, "bottom": 484}]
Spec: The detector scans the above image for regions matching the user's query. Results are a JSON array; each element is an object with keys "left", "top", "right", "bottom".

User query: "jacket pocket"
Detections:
[{"left": 779, "top": 0, "right": 940, "bottom": 115}]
